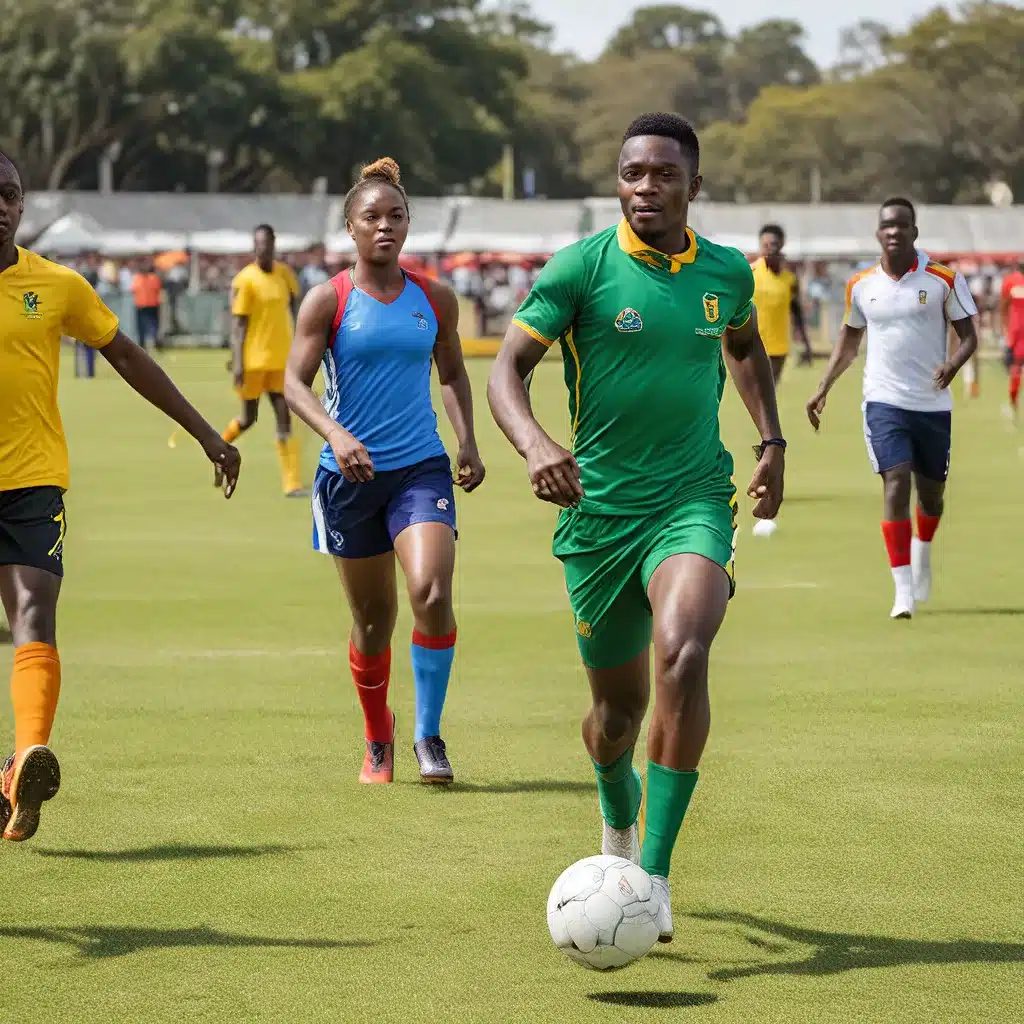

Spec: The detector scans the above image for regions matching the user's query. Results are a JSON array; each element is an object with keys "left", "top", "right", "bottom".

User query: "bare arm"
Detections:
[
  {"left": 284, "top": 283, "right": 374, "bottom": 483},
  {"left": 231, "top": 315, "right": 247, "bottom": 386},
  {"left": 935, "top": 315, "right": 978, "bottom": 388},
  {"left": 100, "top": 331, "right": 240, "bottom": 496},
  {"left": 722, "top": 309, "right": 783, "bottom": 441},
  {"left": 487, "top": 323, "right": 583, "bottom": 508},
  {"left": 431, "top": 282, "right": 485, "bottom": 491},
  {"left": 806, "top": 323, "right": 865, "bottom": 430},
  {"left": 723, "top": 311, "right": 784, "bottom": 520},
  {"left": 791, "top": 281, "right": 812, "bottom": 358}
]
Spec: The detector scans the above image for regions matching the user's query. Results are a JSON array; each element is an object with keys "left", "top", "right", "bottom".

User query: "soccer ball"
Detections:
[{"left": 546, "top": 855, "right": 660, "bottom": 971}]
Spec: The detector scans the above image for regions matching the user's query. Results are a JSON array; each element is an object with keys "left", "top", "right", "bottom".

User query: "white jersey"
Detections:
[{"left": 845, "top": 250, "right": 977, "bottom": 412}]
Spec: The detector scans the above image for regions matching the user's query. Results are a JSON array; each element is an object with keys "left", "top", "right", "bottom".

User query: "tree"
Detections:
[{"left": 606, "top": 4, "right": 725, "bottom": 57}]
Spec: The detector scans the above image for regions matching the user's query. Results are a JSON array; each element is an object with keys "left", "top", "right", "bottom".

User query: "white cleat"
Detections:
[
  {"left": 601, "top": 821, "right": 641, "bottom": 863},
  {"left": 651, "top": 874, "right": 674, "bottom": 943},
  {"left": 890, "top": 594, "right": 915, "bottom": 620}
]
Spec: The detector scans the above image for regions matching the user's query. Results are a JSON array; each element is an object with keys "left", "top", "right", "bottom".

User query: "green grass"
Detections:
[{"left": 3, "top": 351, "right": 1022, "bottom": 1023}]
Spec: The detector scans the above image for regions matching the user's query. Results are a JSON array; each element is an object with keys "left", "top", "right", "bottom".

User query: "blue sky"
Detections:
[{"left": 535, "top": 0, "right": 945, "bottom": 66}]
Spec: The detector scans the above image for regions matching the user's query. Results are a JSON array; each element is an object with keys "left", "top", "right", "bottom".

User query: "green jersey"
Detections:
[{"left": 513, "top": 219, "right": 754, "bottom": 516}]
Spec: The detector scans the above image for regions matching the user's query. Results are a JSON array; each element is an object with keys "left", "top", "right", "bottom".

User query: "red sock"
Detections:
[
  {"left": 881, "top": 520, "right": 912, "bottom": 567},
  {"left": 916, "top": 506, "right": 941, "bottom": 543},
  {"left": 1010, "top": 365, "right": 1022, "bottom": 406},
  {"left": 349, "top": 642, "right": 392, "bottom": 743}
]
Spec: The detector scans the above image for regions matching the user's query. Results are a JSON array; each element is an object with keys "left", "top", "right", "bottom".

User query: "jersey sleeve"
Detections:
[
  {"left": 61, "top": 270, "right": 119, "bottom": 348},
  {"left": 946, "top": 271, "right": 978, "bottom": 321},
  {"left": 231, "top": 272, "right": 253, "bottom": 317},
  {"left": 727, "top": 257, "right": 755, "bottom": 329},
  {"left": 511, "top": 244, "right": 585, "bottom": 346},
  {"left": 844, "top": 276, "right": 867, "bottom": 329}
]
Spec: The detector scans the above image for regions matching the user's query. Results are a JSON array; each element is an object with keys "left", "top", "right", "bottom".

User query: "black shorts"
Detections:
[{"left": 0, "top": 487, "right": 67, "bottom": 577}]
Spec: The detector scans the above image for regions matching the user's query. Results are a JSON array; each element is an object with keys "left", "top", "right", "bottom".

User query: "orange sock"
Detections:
[
  {"left": 223, "top": 419, "right": 242, "bottom": 444},
  {"left": 10, "top": 643, "right": 61, "bottom": 756}
]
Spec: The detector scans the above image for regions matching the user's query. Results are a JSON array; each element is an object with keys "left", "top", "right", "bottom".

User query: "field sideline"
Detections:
[{"left": 3, "top": 351, "right": 1021, "bottom": 1023}]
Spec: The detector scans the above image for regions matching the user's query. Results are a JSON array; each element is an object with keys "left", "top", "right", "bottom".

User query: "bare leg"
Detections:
[
  {"left": 881, "top": 464, "right": 913, "bottom": 522},
  {"left": 333, "top": 552, "right": 399, "bottom": 656},
  {"left": 769, "top": 354, "right": 786, "bottom": 386},
  {"left": 0, "top": 565, "right": 61, "bottom": 648}
]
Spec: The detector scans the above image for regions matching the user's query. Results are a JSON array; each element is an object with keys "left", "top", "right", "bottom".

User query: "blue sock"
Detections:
[{"left": 411, "top": 629, "right": 456, "bottom": 742}]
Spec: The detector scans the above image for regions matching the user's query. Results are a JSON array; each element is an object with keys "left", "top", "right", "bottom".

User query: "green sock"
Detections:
[
  {"left": 640, "top": 761, "right": 699, "bottom": 878},
  {"left": 592, "top": 746, "right": 643, "bottom": 829}
]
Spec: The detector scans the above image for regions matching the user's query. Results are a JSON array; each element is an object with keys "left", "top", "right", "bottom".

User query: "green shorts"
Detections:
[{"left": 553, "top": 496, "right": 737, "bottom": 669}]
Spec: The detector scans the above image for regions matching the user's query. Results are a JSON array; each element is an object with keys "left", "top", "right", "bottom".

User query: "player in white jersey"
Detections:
[{"left": 806, "top": 198, "right": 978, "bottom": 619}]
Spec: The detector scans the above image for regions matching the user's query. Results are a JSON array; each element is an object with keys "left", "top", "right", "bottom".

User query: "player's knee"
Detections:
[
  {"left": 591, "top": 699, "right": 643, "bottom": 747},
  {"left": 658, "top": 637, "right": 710, "bottom": 696},
  {"left": 408, "top": 576, "right": 452, "bottom": 621},
  {"left": 350, "top": 597, "right": 396, "bottom": 639}
]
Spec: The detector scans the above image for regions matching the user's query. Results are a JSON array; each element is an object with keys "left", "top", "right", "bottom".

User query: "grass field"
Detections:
[{"left": 3, "top": 350, "right": 1022, "bottom": 1023}]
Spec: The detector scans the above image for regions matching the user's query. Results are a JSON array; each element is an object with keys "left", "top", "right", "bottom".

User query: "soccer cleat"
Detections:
[
  {"left": 651, "top": 874, "right": 674, "bottom": 943},
  {"left": 2, "top": 746, "right": 61, "bottom": 842},
  {"left": 602, "top": 821, "right": 641, "bottom": 863},
  {"left": 413, "top": 736, "right": 453, "bottom": 785},
  {"left": 890, "top": 595, "right": 914, "bottom": 620},
  {"left": 359, "top": 713, "right": 395, "bottom": 785}
]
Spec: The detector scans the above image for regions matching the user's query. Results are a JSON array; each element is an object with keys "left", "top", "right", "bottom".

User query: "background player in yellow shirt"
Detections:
[
  {"left": 0, "top": 153, "right": 241, "bottom": 842},
  {"left": 219, "top": 224, "right": 304, "bottom": 496},
  {"left": 752, "top": 224, "right": 812, "bottom": 384}
]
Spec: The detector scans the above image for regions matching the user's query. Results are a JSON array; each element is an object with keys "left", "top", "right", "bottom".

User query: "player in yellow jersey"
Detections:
[
  {"left": 219, "top": 225, "right": 305, "bottom": 497},
  {"left": 751, "top": 225, "right": 811, "bottom": 384},
  {"left": 0, "top": 153, "right": 240, "bottom": 841}
]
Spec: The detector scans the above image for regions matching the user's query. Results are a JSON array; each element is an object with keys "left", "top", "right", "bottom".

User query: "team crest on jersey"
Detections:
[
  {"left": 614, "top": 308, "right": 643, "bottom": 332},
  {"left": 22, "top": 291, "right": 41, "bottom": 319},
  {"left": 412, "top": 310, "right": 429, "bottom": 330},
  {"left": 576, "top": 618, "right": 593, "bottom": 639},
  {"left": 918, "top": 290, "right": 928, "bottom": 305},
  {"left": 702, "top": 292, "right": 720, "bottom": 323}
]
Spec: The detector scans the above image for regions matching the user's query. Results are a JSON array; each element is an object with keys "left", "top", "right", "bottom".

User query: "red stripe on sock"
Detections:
[
  {"left": 349, "top": 642, "right": 392, "bottom": 742},
  {"left": 881, "top": 520, "right": 912, "bottom": 567},
  {"left": 915, "top": 506, "right": 941, "bottom": 543},
  {"left": 412, "top": 628, "right": 457, "bottom": 650}
]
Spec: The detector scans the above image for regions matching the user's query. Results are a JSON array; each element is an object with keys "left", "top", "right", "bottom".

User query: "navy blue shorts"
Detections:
[
  {"left": 311, "top": 455, "right": 456, "bottom": 559},
  {"left": 863, "top": 402, "right": 951, "bottom": 482}
]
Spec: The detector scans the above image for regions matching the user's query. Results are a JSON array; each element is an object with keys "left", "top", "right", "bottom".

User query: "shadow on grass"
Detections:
[
  {"left": 925, "top": 607, "right": 1024, "bottom": 617},
  {"left": 588, "top": 992, "right": 717, "bottom": 1009},
  {"left": 409, "top": 780, "right": 595, "bottom": 795},
  {"left": 34, "top": 843, "right": 297, "bottom": 862},
  {"left": 0, "top": 924, "right": 372, "bottom": 960},
  {"left": 694, "top": 913, "right": 1024, "bottom": 981}
]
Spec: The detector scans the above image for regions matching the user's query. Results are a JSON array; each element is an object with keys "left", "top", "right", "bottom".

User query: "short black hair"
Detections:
[
  {"left": 622, "top": 112, "right": 699, "bottom": 175},
  {"left": 760, "top": 223, "right": 785, "bottom": 242},
  {"left": 0, "top": 151, "right": 22, "bottom": 187},
  {"left": 880, "top": 197, "right": 916, "bottom": 224},
  {"left": 254, "top": 223, "right": 275, "bottom": 238}
]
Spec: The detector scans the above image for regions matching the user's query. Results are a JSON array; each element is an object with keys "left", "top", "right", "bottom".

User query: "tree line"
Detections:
[{"left": 0, "top": 1, "right": 1020, "bottom": 204}]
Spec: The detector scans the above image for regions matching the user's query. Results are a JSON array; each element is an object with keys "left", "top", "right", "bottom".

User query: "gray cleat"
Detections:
[{"left": 414, "top": 736, "right": 453, "bottom": 785}]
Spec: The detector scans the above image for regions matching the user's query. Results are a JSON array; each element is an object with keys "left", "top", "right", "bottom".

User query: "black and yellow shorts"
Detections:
[{"left": 0, "top": 487, "right": 67, "bottom": 578}]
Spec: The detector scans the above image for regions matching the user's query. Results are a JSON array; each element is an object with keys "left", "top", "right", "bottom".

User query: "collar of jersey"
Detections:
[{"left": 617, "top": 220, "right": 697, "bottom": 274}]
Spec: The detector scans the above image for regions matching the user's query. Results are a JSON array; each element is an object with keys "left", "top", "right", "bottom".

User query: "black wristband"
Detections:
[{"left": 752, "top": 437, "right": 787, "bottom": 460}]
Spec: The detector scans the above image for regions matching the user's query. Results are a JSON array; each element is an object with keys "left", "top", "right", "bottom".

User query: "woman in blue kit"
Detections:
[{"left": 285, "top": 158, "right": 485, "bottom": 786}]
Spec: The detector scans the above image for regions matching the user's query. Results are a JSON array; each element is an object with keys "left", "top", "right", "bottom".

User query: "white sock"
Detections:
[
  {"left": 892, "top": 565, "right": 913, "bottom": 595},
  {"left": 911, "top": 537, "right": 931, "bottom": 571}
]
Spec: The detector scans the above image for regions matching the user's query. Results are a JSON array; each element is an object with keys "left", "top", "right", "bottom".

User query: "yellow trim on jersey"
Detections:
[
  {"left": 511, "top": 318, "right": 555, "bottom": 347},
  {"left": 564, "top": 327, "right": 582, "bottom": 448},
  {"left": 616, "top": 220, "right": 697, "bottom": 273}
]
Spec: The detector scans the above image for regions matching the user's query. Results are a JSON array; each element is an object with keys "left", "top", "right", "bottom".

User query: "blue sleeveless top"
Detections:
[{"left": 319, "top": 270, "right": 447, "bottom": 473}]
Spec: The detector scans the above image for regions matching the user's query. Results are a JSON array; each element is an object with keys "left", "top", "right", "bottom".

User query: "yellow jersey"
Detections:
[
  {"left": 231, "top": 261, "right": 299, "bottom": 371},
  {"left": 0, "top": 247, "right": 119, "bottom": 492},
  {"left": 751, "top": 257, "right": 798, "bottom": 357}
]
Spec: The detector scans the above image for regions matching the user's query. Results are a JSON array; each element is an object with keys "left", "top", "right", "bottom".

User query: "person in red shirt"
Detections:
[{"left": 1000, "top": 263, "right": 1024, "bottom": 421}]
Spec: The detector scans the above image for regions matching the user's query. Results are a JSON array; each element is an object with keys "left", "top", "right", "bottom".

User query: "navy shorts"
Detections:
[
  {"left": 311, "top": 455, "right": 456, "bottom": 559},
  {"left": 863, "top": 402, "right": 951, "bottom": 482}
]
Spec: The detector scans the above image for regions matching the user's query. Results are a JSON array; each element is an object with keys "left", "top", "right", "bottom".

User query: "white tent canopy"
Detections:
[
  {"left": 445, "top": 198, "right": 582, "bottom": 254},
  {"left": 32, "top": 213, "right": 105, "bottom": 255}
]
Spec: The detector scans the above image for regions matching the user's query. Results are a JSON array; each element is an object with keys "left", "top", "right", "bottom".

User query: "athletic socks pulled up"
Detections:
[
  {"left": 10, "top": 643, "right": 61, "bottom": 757},
  {"left": 349, "top": 643, "right": 393, "bottom": 743},
  {"left": 639, "top": 762, "right": 699, "bottom": 879},
  {"left": 592, "top": 746, "right": 643, "bottom": 830},
  {"left": 411, "top": 629, "right": 456, "bottom": 742}
]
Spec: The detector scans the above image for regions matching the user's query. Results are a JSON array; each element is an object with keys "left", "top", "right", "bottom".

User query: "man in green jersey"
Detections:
[{"left": 487, "top": 113, "right": 784, "bottom": 941}]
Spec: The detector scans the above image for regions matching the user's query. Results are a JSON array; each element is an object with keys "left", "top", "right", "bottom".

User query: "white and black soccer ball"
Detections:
[{"left": 546, "top": 855, "right": 660, "bottom": 971}]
